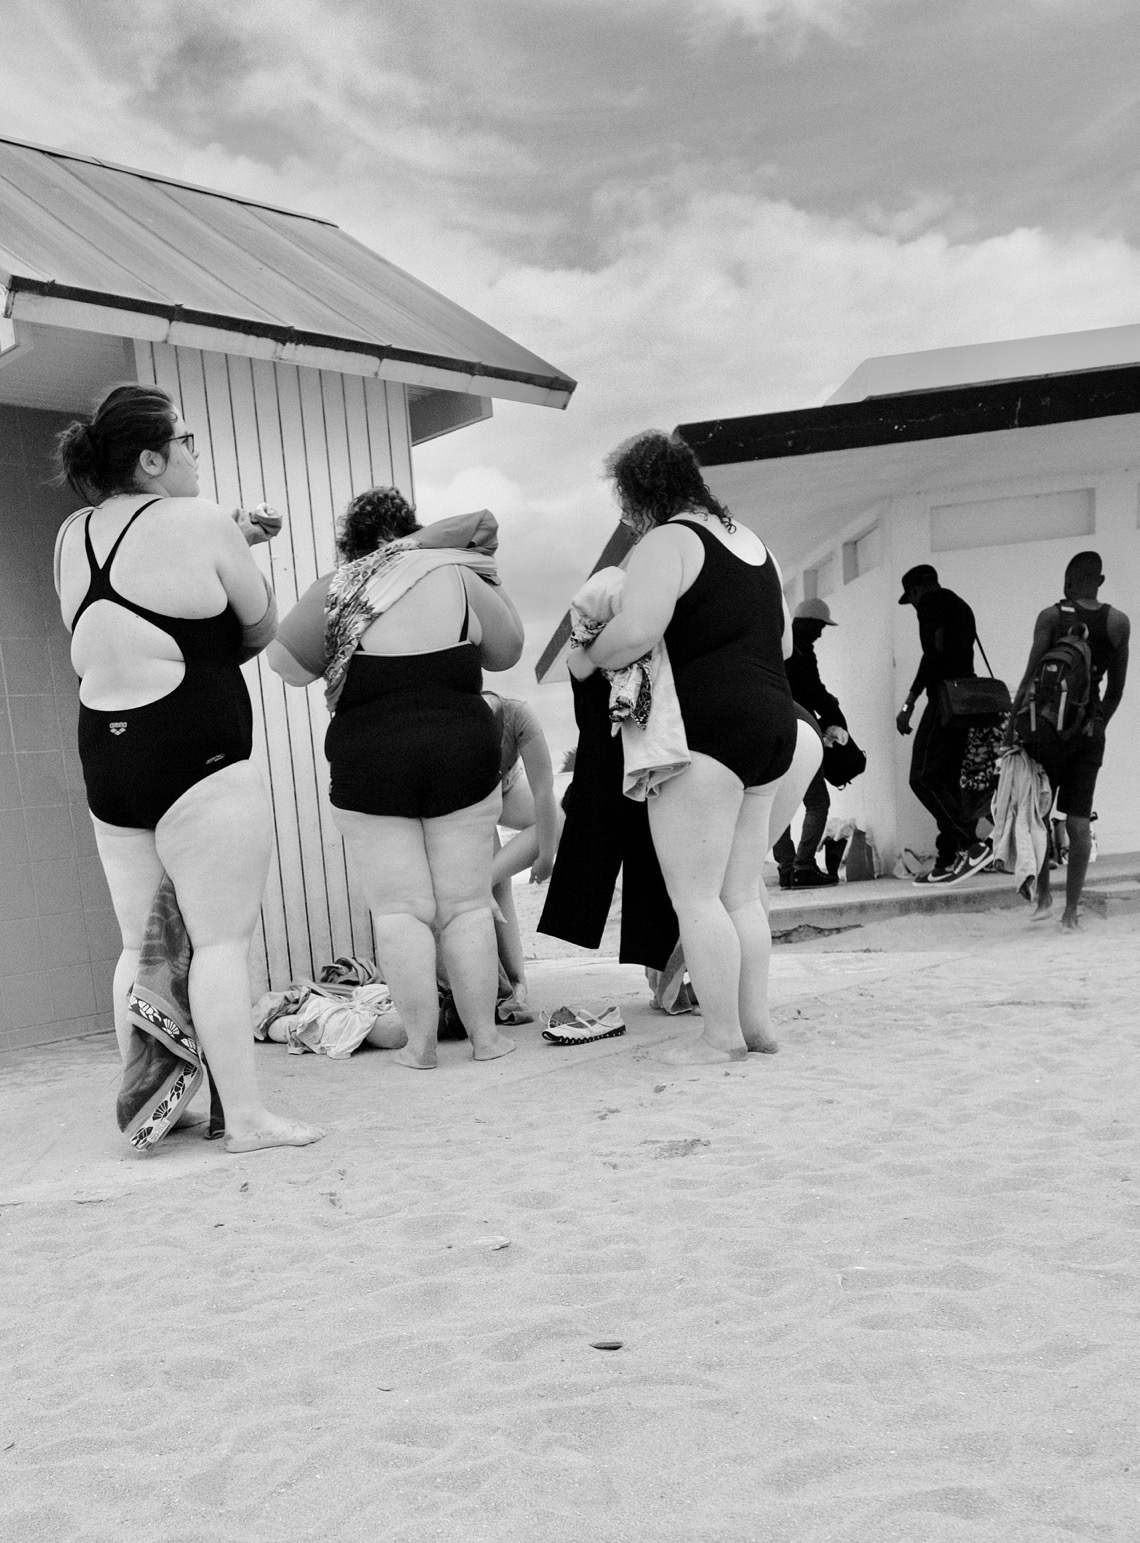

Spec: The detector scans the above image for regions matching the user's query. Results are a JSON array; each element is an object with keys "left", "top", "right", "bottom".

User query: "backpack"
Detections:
[{"left": 1015, "top": 602, "right": 1093, "bottom": 755}]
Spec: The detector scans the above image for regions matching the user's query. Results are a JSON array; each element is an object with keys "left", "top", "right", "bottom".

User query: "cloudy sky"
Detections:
[{"left": 5, "top": 0, "right": 1140, "bottom": 751}]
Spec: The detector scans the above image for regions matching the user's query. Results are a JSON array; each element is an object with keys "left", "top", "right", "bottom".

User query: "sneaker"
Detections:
[
  {"left": 913, "top": 863, "right": 955, "bottom": 886},
  {"left": 943, "top": 839, "right": 993, "bottom": 884},
  {"left": 792, "top": 867, "right": 839, "bottom": 888}
]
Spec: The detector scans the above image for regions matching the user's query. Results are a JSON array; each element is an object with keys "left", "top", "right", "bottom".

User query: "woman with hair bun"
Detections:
[
  {"left": 578, "top": 429, "right": 797, "bottom": 1064},
  {"left": 269, "top": 488, "right": 524, "bottom": 1069},
  {"left": 54, "top": 383, "right": 322, "bottom": 1152}
]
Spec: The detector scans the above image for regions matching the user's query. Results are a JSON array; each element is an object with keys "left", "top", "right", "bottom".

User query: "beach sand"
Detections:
[{"left": 3, "top": 894, "right": 1139, "bottom": 1542}]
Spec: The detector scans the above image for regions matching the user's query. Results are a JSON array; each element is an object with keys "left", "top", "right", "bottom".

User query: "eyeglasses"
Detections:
[{"left": 171, "top": 432, "right": 196, "bottom": 456}]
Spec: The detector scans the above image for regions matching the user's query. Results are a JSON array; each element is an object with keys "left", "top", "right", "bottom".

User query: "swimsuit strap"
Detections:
[{"left": 84, "top": 497, "right": 163, "bottom": 581}]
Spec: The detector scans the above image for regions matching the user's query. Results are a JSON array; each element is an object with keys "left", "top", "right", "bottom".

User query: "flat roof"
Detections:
[
  {"left": 0, "top": 136, "right": 575, "bottom": 406},
  {"left": 676, "top": 363, "right": 1140, "bottom": 468}
]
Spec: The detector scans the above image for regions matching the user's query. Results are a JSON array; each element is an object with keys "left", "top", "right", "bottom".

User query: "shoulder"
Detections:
[
  {"left": 1107, "top": 605, "right": 1131, "bottom": 646},
  {"left": 163, "top": 497, "right": 248, "bottom": 550},
  {"left": 629, "top": 521, "right": 701, "bottom": 567}
]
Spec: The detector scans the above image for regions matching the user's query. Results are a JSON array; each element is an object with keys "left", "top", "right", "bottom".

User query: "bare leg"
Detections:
[
  {"left": 491, "top": 831, "right": 528, "bottom": 1001},
  {"left": 424, "top": 787, "right": 515, "bottom": 1061},
  {"left": 723, "top": 779, "right": 783, "bottom": 1052},
  {"left": 89, "top": 816, "right": 165, "bottom": 1061},
  {"left": 1061, "top": 814, "right": 1092, "bottom": 930},
  {"left": 648, "top": 753, "right": 748, "bottom": 1063},
  {"left": 155, "top": 763, "right": 323, "bottom": 1151},
  {"left": 1031, "top": 856, "right": 1054, "bottom": 922},
  {"left": 333, "top": 807, "right": 441, "bottom": 1068}
]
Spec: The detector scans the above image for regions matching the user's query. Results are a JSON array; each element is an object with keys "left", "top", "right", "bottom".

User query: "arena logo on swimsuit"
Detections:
[{"left": 109, "top": 722, "right": 127, "bottom": 735}]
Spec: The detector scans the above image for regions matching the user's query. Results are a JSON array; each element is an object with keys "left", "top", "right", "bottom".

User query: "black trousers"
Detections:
[
  {"left": 909, "top": 702, "right": 975, "bottom": 865},
  {"left": 772, "top": 766, "right": 830, "bottom": 872}
]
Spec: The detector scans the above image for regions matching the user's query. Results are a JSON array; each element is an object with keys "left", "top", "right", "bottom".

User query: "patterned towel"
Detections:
[{"left": 117, "top": 874, "right": 223, "bottom": 1150}]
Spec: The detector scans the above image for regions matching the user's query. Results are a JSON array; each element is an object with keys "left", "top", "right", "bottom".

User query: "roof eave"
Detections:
[
  {"left": 676, "top": 362, "right": 1140, "bottom": 467},
  {"left": 2, "top": 275, "right": 577, "bottom": 409}
]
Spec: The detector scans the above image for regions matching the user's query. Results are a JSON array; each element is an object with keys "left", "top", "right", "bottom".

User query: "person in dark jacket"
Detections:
[
  {"left": 896, "top": 563, "right": 989, "bottom": 884},
  {"left": 772, "top": 598, "right": 848, "bottom": 887}
]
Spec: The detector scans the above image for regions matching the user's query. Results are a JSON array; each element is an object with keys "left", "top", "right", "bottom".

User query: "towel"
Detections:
[
  {"left": 569, "top": 568, "right": 691, "bottom": 802},
  {"left": 990, "top": 748, "right": 1053, "bottom": 898},
  {"left": 117, "top": 874, "right": 224, "bottom": 1151}
]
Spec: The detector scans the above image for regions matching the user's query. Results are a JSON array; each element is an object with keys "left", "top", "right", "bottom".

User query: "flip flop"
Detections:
[{"left": 541, "top": 1006, "right": 626, "bottom": 1045}]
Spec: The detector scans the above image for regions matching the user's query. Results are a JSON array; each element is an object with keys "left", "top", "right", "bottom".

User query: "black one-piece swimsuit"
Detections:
[
  {"left": 73, "top": 501, "right": 253, "bottom": 829},
  {"left": 663, "top": 519, "right": 796, "bottom": 787}
]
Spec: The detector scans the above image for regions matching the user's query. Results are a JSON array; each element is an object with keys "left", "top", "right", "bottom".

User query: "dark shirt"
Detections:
[
  {"left": 910, "top": 587, "right": 976, "bottom": 701},
  {"left": 784, "top": 622, "right": 845, "bottom": 729}
]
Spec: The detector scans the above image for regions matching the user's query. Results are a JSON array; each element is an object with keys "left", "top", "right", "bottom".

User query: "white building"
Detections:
[
  {"left": 538, "top": 325, "right": 1138, "bottom": 872},
  {"left": 0, "top": 135, "right": 574, "bottom": 1050},
  {"left": 678, "top": 326, "right": 1140, "bottom": 869}
]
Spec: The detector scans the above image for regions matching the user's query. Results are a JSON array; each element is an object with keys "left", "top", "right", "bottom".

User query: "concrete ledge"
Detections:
[{"left": 768, "top": 852, "right": 1140, "bottom": 936}]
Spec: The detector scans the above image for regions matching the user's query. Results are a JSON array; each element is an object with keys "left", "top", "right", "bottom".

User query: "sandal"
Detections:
[{"left": 541, "top": 1006, "right": 626, "bottom": 1045}]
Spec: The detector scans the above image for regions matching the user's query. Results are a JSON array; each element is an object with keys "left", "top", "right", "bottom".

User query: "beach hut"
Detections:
[
  {"left": 538, "top": 325, "right": 1139, "bottom": 873},
  {"left": 0, "top": 135, "right": 575, "bottom": 1051}
]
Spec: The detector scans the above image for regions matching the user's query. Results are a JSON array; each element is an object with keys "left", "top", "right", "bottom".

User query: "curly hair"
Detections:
[
  {"left": 55, "top": 384, "right": 178, "bottom": 503},
  {"left": 336, "top": 486, "right": 422, "bottom": 562},
  {"left": 605, "top": 429, "right": 734, "bottom": 534}
]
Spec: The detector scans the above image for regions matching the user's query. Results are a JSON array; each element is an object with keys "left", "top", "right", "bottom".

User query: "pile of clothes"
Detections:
[{"left": 253, "top": 956, "right": 404, "bottom": 1059}]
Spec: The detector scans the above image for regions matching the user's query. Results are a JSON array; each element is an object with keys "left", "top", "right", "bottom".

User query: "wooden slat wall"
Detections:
[{"left": 134, "top": 343, "right": 413, "bottom": 993}]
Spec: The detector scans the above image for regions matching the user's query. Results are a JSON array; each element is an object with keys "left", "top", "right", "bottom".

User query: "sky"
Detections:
[{"left": 5, "top": 0, "right": 1140, "bottom": 754}]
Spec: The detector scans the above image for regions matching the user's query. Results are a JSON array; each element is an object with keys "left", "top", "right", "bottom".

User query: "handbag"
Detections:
[
  {"left": 937, "top": 636, "right": 1011, "bottom": 724},
  {"left": 821, "top": 733, "right": 867, "bottom": 789}
]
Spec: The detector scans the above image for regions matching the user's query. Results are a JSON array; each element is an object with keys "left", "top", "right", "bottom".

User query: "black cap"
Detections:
[{"left": 898, "top": 564, "right": 938, "bottom": 604}]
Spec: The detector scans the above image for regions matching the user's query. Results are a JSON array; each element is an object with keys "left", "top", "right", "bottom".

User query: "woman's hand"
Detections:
[
  {"left": 233, "top": 503, "right": 283, "bottom": 546},
  {"left": 529, "top": 849, "right": 556, "bottom": 884}
]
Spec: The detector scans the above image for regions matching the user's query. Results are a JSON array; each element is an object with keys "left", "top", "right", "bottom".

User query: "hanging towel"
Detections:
[
  {"left": 569, "top": 568, "right": 690, "bottom": 803},
  {"left": 989, "top": 748, "right": 1053, "bottom": 898},
  {"left": 117, "top": 874, "right": 224, "bottom": 1151}
]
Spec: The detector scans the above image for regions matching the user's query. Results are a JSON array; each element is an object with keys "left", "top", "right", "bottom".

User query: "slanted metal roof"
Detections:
[{"left": 0, "top": 136, "right": 575, "bottom": 407}]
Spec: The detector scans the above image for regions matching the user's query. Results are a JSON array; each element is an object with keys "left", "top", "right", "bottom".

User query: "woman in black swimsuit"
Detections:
[
  {"left": 270, "top": 489, "right": 524, "bottom": 1068},
  {"left": 584, "top": 430, "right": 796, "bottom": 1065},
  {"left": 55, "top": 385, "right": 321, "bottom": 1152}
]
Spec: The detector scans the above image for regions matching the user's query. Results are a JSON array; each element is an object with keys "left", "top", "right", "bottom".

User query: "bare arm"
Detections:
[
  {"left": 586, "top": 526, "right": 688, "bottom": 669},
  {"left": 266, "top": 639, "right": 320, "bottom": 686},
  {"left": 212, "top": 506, "right": 275, "bottom": 626},
  {"left": 464, "top": 569, "right": 524, "bottom": 670},
  {"left": 1102, "top": 611, "right": 1131, "bottom": 721},
  {"left": 517, "top": 714, "right": 559, "bottom": 882}
]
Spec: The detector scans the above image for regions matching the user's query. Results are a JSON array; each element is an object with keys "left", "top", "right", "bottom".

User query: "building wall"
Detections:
[
  {"left": 135, "top": 342, "right": 415, "bottom": 995},
  {"left": 777, "top": 461, "right": 1140, "bottom": 867},
  {"left": 0, "top": 404, "right": 119, "bottom": 1051}
]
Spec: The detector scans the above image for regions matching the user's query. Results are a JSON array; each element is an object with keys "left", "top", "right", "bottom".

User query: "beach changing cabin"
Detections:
[
  {"left": 539, "top": 325, "right": 1139, "bottom": 873},
  {"left": 0, "top": 135, "right": 574, "bottom": 1050}
]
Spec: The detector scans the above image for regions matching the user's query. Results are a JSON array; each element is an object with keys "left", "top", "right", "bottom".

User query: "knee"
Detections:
[{"left": 722, "top": 883, "right": 759, "bottom": 914}]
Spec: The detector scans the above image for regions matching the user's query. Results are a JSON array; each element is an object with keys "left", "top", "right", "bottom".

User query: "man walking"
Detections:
[
  {"left": 896, "top": 564, "right": 991, "bottom": 884},
  {"left": 773, "top": 597, "right": 848, "bottom": 887},
  {"left": 1010, "top": 551, "right": 1130, "bottom": 930}
]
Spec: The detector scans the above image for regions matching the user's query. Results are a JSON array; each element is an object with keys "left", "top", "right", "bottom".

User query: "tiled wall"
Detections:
[{"left": 0, "top": 404, "right": 117, "bottom": 1051}]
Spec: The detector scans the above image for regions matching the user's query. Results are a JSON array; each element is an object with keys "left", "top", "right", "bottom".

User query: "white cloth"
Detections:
[
  {"left": 990, "top": 749, "right": 1052, "bottom": 897},
  {"left": 569, "top": 568, "right": 691, "bottom": 801}
]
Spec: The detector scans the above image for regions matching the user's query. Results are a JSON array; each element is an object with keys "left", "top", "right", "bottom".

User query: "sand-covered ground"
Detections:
[{"left": 3, "top": 897, "right": 1139, "bottom": 1542}]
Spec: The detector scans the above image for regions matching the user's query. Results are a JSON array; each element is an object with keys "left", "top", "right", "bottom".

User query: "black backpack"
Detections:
[{"left": 1015, "top": 602, "right": 1093, "bottom": 755}]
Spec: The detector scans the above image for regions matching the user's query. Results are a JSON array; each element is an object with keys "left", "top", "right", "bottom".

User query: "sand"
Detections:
[{"left": 3, "top": 898, "right": 1140, "bottom": 1543}]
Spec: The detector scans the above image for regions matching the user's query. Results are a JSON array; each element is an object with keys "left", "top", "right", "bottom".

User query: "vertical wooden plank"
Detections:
[
  {"left": 342, "top": 374, "right": 373, "bottom": 497},
  {"left": 170, "top": 348, "right": 219, "bottom": 501},
  {"left": 222, "top": 354, "right": 295, "bottom": 991},
  {"left": 386, "top": 381, "right": 415, "bottom": 502},
  {"left": 132, "top": 341, "right": 157, "bottom": 386},
  {"left": 295, "top": 365, "right": 357, "bottom": 962},
  {"left": 362, "top": 377, "right": 396, "bottom": 488},
  {"left": 270, "top": 363, "right": 337, "bottom": 973}
]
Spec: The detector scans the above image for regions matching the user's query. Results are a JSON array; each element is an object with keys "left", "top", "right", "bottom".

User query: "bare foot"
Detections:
[
  {"left": 658, "top": 1036, "right": 748, "bottom": 1065},
  {"left": 1030, "top": 898, "right": 1054, "bottom": 923},
  {"left": 394, "top": 1044, "right": 438, "bottom": 1069},
  {"left": 1060, "top": 909, "right": 1082, "bottom": 932},
  {"left": 470, "top": 1031, "right": 517, "bottom": 1062},
  {"left": 223, "top": 1115, "right": 325, "bottom": 1152},
  {"left": 743, "top": 1030, "right": 779, "bottom": 1054}
]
